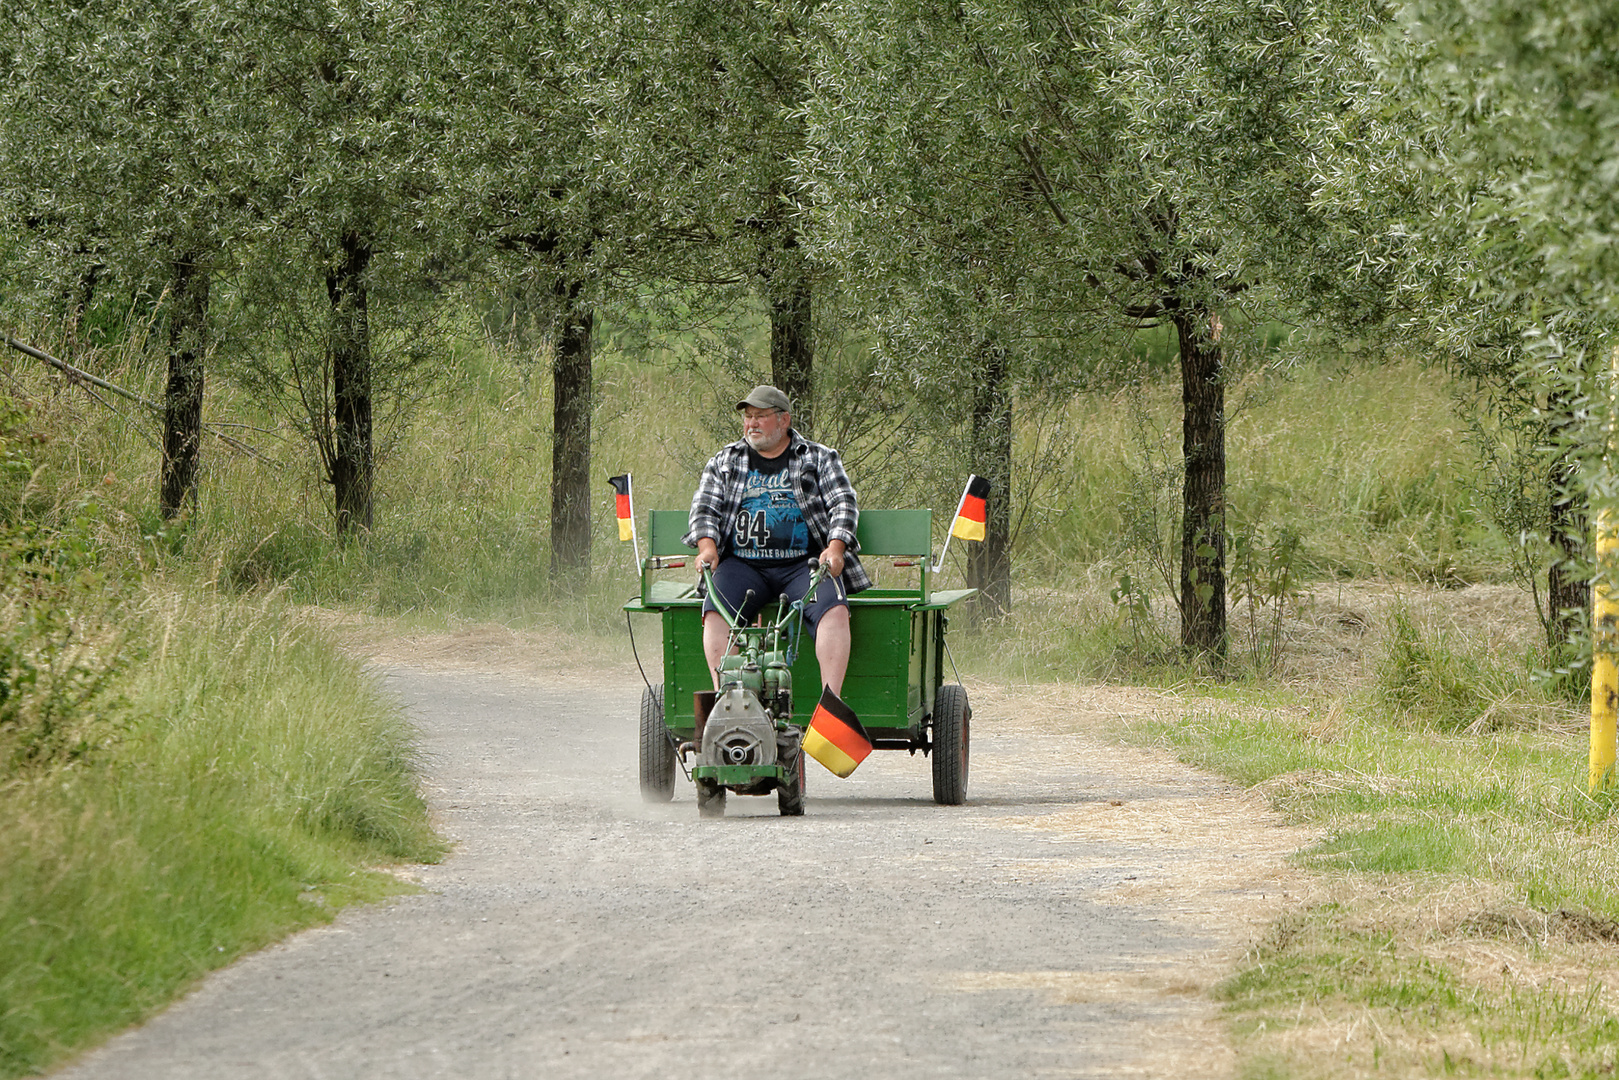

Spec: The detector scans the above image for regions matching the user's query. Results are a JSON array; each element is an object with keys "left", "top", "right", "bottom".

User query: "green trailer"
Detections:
[{"left": 624, "top": 508, "right": 976, "bottom": 813}]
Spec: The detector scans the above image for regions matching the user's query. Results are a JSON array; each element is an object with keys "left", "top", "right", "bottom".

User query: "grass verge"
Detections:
[
  {"left": 0, "top": 586, "right": 445, "bottom": 1079},
  {"left": 1117, "top": 605, "right": 1619, "bottom": 1078}
]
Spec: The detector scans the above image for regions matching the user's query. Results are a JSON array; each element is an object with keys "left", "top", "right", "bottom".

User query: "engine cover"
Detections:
[{"left": 699, "top": 687, "right": 778, "bottom": 769}]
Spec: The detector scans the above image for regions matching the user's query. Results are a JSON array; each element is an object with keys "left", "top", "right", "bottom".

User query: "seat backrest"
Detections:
[
  {"left": 647, "top": 509, "right": 694, "bottom": 557},
  {"left": 854, "top": 509, "right": 931, "bottom": 557}
]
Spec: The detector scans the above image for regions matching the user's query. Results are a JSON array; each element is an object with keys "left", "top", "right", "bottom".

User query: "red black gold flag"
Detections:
[
  {"left": 802, "top": 686, "right": 872, "bottom": 778},
  {"left": 949, "top": 474, "right": 991, "bottom": 542},
  {"left": 608, "top": 474, "right": 634, "bottom": 542}
]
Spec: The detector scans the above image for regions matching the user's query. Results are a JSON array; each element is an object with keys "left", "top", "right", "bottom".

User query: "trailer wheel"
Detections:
[
  {"left": 696, "top": 778, "right": 727, "bottom": 818},
  {"left": 639, "top": 683, "right": 675, "bottom": 802},
  {"left": 931, "top": 684, "right": 970, "bottom": 806},
  {"left": 777, "top": 739, "right": 806, "bottom": 817}
]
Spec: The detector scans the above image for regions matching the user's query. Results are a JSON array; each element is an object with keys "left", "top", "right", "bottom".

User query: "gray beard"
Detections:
[{"left": 745, "top": 431, "right": 786, "bottom": 454}]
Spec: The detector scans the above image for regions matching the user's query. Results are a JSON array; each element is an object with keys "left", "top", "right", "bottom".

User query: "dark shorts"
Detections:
[{"left": 702, "top": 558, "right": 848, "bottom": 638}]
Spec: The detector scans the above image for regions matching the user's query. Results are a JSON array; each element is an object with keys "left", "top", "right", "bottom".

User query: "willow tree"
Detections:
[
  {"left": 425, "top": 0, "right": 617, "bottom": 584},
  {"left": 574, "top": 0, "right": 827, "bottom": 431},
  {"left": 1281, "top": 0, "right": 1619, "bottom": 654},
  {"left": 1396, "top": 0, "right": 1619, "bottom": 650},
  {"left": 803, "top": 0, "right": 1390, "bottom": 653},
  {"left": 226, "top": 1, "right": 449, "bottom": 538},
  {"left": 0, "top": 2, "right": 257, "bottom": 517}
]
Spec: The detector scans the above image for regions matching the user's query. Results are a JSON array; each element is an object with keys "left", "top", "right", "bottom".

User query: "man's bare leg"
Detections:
[
  {"left": 703, "top": 610, "right": 732, "bottom": 690},
  {"left": 815, "top": 605, "right": 851, "bottom": 698}
]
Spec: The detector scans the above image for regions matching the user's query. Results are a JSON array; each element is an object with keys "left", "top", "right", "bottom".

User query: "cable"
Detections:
[
  {"left": 626, "top": 605, "right": 690, "bottom": 780},
  {"left": 625, "top": 607, "right": 653, "bottom": 694},
  {"left": 944, "top": 638, "right": 966, "bottom": 688}
]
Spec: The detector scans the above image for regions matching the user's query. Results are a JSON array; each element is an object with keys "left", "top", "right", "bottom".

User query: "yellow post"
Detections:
[
  {"left": 1595, "top": 344, "right": 1619, "bottom": 793},
  {"left": 1594, "top": 507, "right": 1618, "bottom": 792}
]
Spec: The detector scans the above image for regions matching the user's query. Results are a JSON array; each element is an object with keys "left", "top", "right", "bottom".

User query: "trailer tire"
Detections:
[
  {"left": 696, "top": 778, "right": 727, "bottom": 818},
  {"left": 778, "top": 739, "right": 806, "bottom": 817},
  {"left": 639, "top": 683, "right": 675, "bottom": 803},
  {"left": 931, "top": 683, "right": 970, "bottom": 806}
]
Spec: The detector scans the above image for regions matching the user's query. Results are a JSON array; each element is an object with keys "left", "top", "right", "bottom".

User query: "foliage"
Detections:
[
  {"left": 0, "top": 518, "right": 127, "bottom": 778},
  {"left": 0, "top": 384, "right": 442, "bottom": 1076},
  {"left": 574, "top": 0, "right": 817, "bottom": 281},
  {"left": 0, "top": 1, "right": 257, "bottom": 304},
  {"left": 1396, "top": 0, "right": 1619, "bottom": 325},
  {"left": 1227, "top": 512, "right": 1305, "bottom": 676},
  {"left": 0, "top": 589, "right": 444, "bottom": 1078},
  {"left": 0, "top": 399, "right": 128, "bottom": 778}
]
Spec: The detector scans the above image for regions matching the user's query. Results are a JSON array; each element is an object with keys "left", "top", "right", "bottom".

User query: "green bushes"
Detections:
[
  {"left": 0, "top": 534, "right": 126, "bottom": 776},
  {"left": 0, "top": 402, "right": 128, "bottom": 778}
]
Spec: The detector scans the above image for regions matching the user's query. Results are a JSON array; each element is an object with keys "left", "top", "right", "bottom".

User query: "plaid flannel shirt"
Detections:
[{"left": 684, "top": 429, "right": 870, "bottom": 593}]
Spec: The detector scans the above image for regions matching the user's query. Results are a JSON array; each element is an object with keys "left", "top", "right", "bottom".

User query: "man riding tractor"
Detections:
[{"left": 685, "top": 384, "right": 867, "bottom": 699}]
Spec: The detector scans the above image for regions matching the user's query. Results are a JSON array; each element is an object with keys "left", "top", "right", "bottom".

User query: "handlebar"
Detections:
[
  {"left": 699, "top": 557, "right": 842, "bottom": 677},
  {"left": 699, "top": 558, "right": 831, "bottom": 643}
]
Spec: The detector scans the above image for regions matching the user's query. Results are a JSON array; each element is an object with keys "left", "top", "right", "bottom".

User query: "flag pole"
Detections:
[
  {"left": 628, "top": 473, "right": 642, "bottom": 568},
  {"left": 933, "top": 476, "right": 975, "bottom": 575}
]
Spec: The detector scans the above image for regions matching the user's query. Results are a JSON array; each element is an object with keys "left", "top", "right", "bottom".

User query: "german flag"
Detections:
[
  {"left": 608, "top": 474, "right": 634, "bottom": 541},
  {"left": 949, "top": 475, "right": 990, "bottom": 542},
  {"left": 802, "top": 686, "right": 872, "bottom": 778}
]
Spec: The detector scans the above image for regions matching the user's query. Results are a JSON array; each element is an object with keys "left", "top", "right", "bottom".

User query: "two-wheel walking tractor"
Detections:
[{"left": 625, "top": 509, "right": 975, "bottom": 817}]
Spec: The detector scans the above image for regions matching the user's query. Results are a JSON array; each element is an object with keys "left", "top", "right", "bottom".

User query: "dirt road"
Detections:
[{"left": 53, "top": 655, "right": 1310, "bottom": 1079}]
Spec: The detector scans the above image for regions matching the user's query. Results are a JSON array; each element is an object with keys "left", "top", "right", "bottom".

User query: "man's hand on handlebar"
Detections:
[
  {"left": 696, "top": 538, "right": 721, "bottom": 573},
  {"left": 818, "top": 539, "right": 847, "bottom": 579}
]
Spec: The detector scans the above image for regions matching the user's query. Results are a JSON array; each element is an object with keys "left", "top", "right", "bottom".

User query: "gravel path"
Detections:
[{"left": 52, "top": 666, "right": 1309, "bottom": 1079}]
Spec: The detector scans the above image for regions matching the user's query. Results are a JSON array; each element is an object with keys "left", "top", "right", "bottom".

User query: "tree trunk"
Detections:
[
  {"left": 159, "top": 253, "right": 208, "bottom": 518},
  {"left": 326, "top": 232, "right": 373, "bottom": 537},
  {"left": 770, "top": 274, "right": 813, "bottom": 437},
  {"left": 966, "top": 338, "right": 1013, "bottom": 620},
  {"left": 1547, "top": 381, "right": 1588, "bottom": 651},
  {"left": 549, "top": 282, "right": 594, "bottom": 585},
  {"left": 69, "top": 261, "right": 102, "bottom": 346},
  {"left": 1171, "top": 303, "right": 1227, "bottom": 660}
]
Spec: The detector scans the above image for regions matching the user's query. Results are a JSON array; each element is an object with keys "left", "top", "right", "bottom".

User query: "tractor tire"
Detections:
[
  {"left": 639, "top": 683, "right": 675, "bottom": 803},
  {"left": 777, "top": 738, "right": 806, "bottom": 817},
  {"left": 931, "top": 683, "right": 971, "bottom": 806},
  {"left": 696, "top": 778, "right": 727, "bottom": 818}
]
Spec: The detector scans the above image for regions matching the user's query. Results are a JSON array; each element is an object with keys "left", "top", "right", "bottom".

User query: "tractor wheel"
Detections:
[
  {"left": 931, "top": 683, "right": 971, "bottom": 806},
  {"left": 696, "top": 778, "right": 727, "bottom": 818},
  {"left": 777, "top": 739, "right": 806, "bottom": 817},
  {"left": 639, "top": 683, "right": 675, "bottom": 803}
]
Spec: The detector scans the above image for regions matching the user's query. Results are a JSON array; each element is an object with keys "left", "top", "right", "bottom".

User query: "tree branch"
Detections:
[{"left": 3, "top": 334, "right": 274, "bottom": 463}]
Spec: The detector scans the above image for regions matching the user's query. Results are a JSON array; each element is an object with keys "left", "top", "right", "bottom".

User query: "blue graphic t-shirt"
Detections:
[{"left": 733, "top": 449, "right": 809, "bottom": 563}]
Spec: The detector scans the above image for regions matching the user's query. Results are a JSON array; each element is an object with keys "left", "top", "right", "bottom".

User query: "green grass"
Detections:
[
  {"left": 1216, "top": 906, "right": 1619, "bottom": 1079},
  {"left": 1023, "top": 358, "right": 1498, "bottom": 590},
  {"left": 1116, "top": 600, "right": 1619, "bottom": 1077},
  {"left": 1301, "top": 821, "right": 1478, "bottom": 874},
  {"left": 1138, "top": 698, "right": 1616, "bottom": 912},
  {"left": 0, "top": 587, "right": 444, "bottom": 1079}
]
